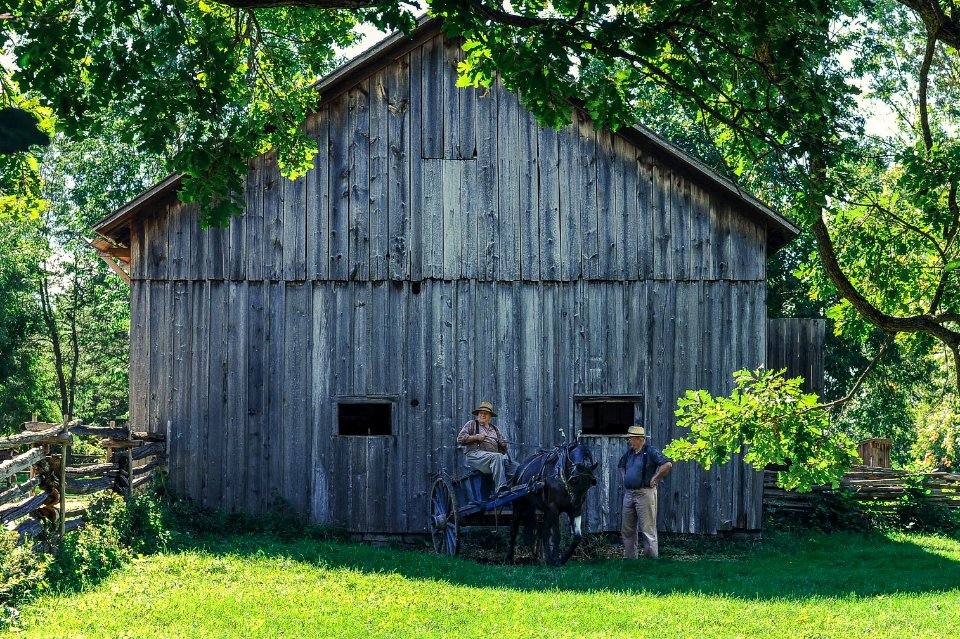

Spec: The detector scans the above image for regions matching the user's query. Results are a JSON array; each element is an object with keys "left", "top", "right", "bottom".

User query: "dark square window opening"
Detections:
[
  {"left": 581, "top": 401, "right": 636, "bottom": 436},
  {"left": 338, "top": 402, "right": 392, "bottom": 436}
]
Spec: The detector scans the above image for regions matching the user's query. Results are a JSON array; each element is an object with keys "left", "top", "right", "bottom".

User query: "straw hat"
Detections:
[
  {"left": 621, "top": 425, "right": 647, "bottom": 438},
  {"left": 471, "top": 401, "right": 497, "bottom": 417}
]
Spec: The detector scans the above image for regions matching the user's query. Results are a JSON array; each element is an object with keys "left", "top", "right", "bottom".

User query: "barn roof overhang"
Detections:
[{"left": 92, "top": 15, "right": 799, "bottom": 255}]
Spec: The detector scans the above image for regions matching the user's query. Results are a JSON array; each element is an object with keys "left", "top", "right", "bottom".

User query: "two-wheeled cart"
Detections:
[{"left": 428, "top": 470, "right": 543, "bottom": 556}]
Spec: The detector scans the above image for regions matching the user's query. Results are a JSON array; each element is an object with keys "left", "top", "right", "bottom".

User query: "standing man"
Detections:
[
  {"left": 456, "top": 401, "right": 514, "bottom": 495},
  {"left": 618, "top": 424, "right": 672, "bottom": 559}
]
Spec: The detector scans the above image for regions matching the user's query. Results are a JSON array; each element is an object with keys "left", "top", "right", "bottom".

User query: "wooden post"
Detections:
[
  {"left": 125, "top": 422, "right": 134, "bottom": 498},
  {"left": 59, "top": 421, "right": 69, "bottom": 539}
]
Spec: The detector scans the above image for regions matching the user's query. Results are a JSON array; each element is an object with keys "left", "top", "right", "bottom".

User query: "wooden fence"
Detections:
[
  {"left": 764, "top": 465, "right": 960, "bottom": 514},
  {"left": 0, "top": 418, "right": 167, "bottom": 540}
]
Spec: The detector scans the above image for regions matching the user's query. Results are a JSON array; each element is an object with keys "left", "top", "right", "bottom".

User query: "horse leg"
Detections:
[{"left": 558, "top": 511, "right": 583, "bottom": 566}]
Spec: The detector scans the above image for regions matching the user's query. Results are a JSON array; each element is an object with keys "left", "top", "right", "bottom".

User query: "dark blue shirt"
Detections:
[{"left": 618, "top": 444, "right": 671, "bottom": 489}]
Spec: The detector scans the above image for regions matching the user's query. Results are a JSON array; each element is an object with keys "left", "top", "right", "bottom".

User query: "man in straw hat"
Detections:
[
  {"left": 618, "top": 424, "right": 672, "bottom": 558},
  {"left": 456, "top": 401, "right": 515, "bottom": 495}
]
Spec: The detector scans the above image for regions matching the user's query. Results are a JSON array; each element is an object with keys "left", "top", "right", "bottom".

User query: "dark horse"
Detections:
[{"left": 505, "top": 441, "right": 598, "bottom": 566}]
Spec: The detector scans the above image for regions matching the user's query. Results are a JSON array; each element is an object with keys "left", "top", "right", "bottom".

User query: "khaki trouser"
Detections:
[
  {"left": 464, "top": 450, "right": 514, "bottom": 492},
  {"left": 622, "top": 487, "right": 658, "bottom": 558}
]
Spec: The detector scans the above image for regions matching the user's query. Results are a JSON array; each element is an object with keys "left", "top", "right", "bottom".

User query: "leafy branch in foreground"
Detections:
[{"left": 664, "top": 368, "right": 860, "bottom": 492}]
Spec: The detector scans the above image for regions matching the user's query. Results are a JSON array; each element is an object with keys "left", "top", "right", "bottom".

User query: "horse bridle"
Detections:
[{"left": 557, "top": 444, "right": 595, "bottom": 503}]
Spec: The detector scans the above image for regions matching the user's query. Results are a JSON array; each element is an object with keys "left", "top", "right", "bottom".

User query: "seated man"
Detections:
[{"left": 456, "top": 401, "right": 514, "bottom": 495}]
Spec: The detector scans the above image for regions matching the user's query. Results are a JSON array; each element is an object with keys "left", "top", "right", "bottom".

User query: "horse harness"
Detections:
[{"left": 523, "top": 444, "right": 592, "bottom": 504}]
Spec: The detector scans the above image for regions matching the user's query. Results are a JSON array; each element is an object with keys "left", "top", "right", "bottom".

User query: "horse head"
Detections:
[{"left": 565, "top": 441, "right": 599, "bottom": 489}]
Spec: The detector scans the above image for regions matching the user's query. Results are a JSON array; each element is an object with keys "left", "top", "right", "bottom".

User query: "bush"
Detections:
[
  {"left": 0, "top": 532, "right": 49, "bottom": 609},
  {"left": 894, "top": 473, "right": 960, "bottom": 534},
  {"left": 43, "top": 492, "right": 171, "bottom": 592},
  {"left": 50, "top": 521, "right": 130, "bottom": 590}
]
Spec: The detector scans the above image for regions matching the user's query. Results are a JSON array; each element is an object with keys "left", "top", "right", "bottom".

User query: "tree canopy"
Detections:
[{"left": 5, "top": 0, "right": 960, "bottom": 472}]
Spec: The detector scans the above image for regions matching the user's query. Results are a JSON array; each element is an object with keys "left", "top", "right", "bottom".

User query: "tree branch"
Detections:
[
  {"left": 817, "top": 338, "right": 892, "bottom": 412},
  {"left": 214, "top": 0, "right": 379, "bottom": 8},
  {"left": 919, "top": 26, "right": 936, "bottom": 152}
]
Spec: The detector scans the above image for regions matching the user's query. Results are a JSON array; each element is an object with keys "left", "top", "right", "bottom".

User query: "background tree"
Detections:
[{"left": 6, "top": 0, "right": 960, "bottom": 472}]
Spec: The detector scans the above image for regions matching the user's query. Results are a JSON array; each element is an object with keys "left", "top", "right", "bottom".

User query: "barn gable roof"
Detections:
[{"left": 93, "top": 16, "right": 799, "bottom": 254}]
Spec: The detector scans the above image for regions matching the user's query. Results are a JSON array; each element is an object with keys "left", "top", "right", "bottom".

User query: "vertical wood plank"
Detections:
[
  {"left": 420, "top": 36, "right": 444, "bottom": 159},
  {"left": 225, "top": 282, "right": 247, "bottom": 511},
  {"left": 616, "top": 136, "right": 639, "bottom": 280},
  {"left": 170, "top": 282, "right": 189, "bottom": 496},
  {"left": 541, "top": 284, "right": 559, "bottom": 443},
  {"left": 711, "top": 196, "right": 731, "bottom": 281},
  {"left": 369, "top": 71, "right": 389, "bottom": 281},
  {"left": 496, "top": 84, "right": 521, "bottom": 281},
  {"left": 306, "top": 111, "right": 330, "bottom": 281},
  {"left": 205, "top": 282, "right": 227, "bottom": 507},
  {"left": 558, "top": 119, "right": 582, "bottom": 281},
  {"left": 597, "top": 131, "right": 618, "bottom": 279},
  {"left": 670, "top": 175, "right": 691, "bottom": 281},
  {"left": 476, "top": 86, "right": 499, "bottom": 281},
  {"left": 245, "top": 156, "right": 264, "bottom": 281},
  {"left": 262, "top": 152, "right": 284, "bottom": 281},
  {"left": 204, "top": 217, "right": 226, "bottom": 282},
  {"left": 409, "top": 46, "right": 423, "bottom": 281},
  {"left": 228, "top": 177, "right": 246, "bottom": 281},
  {"left": 181, "top": 203, "right": 204, "bottom": 281},
  {"left": 310, "top": 283, "right": 332, "bottom": 522},
  {"left": 494, "top": 283, "right": 521, "bottom": 451},
  {"left": 652, "top": 165, "right": 673, "bottom": 280},
  {"left": 130, "top": 220, "right": 146, "bottom": 281},
  {"left": 282, "top": 170, "right": 307, "bottom": 281},
  {"left": 459, "top": 159, "right": 479, "bottom": 279},
  {"left": 128, "top": 281, "right": 148, "bottom": 436},
  {"left": 168, "top": 205, "right": 191, "bottom": 281},
  {"left": 441, "top": 159, "right": 463, "bottom": 278},
  {"left": 329, "top": 94, "right": 350, "bottom": 280},
  {"left": 692, "top": 185, "right": 712, "bottom": 280},
  {"left": 518, "top": 110, "right": 540, "bottom": 281},
  {"left": 637, "top": 153, "right": 654, "bottom": 279},
  {"left": 577, "top": 113, "right": 600, "bottom": 279},
  {"left": 144, "top": 210, "right": 168, "bottom": 281},
  {"left": 266, "top": 282, "right": 286, "bottom": 507},
  {"left": 386, "top": 56, "right": 411, "bottom": 282},
  {"left": 189, "top": 281, "right": 210, "bottom": 502},
  {"left": 403, "top": 280, "right": 427, "bottom": 526},
  {"left": 245, "top": 282, "right": 266, "bottom": 512},
  {"left": 348, "top": 82, "right": 370, "bottom": 281},
  {"left": 421, "top": 159, "right": 444, "bottom": 278},
  {"left": 283, "top": 284, "right": 311, "bottom": 514},
  {"left": 649, "top": 281, "right": 676, "bottom": 530},
  {"left": 539, "top": 127, "right": 561, "bottom": 281},
  {"left": 443, "top": 38, "right": 476, "bottom": 159},
  {"left": 352, "top": 283, "right": 370, "bottom": 394}
]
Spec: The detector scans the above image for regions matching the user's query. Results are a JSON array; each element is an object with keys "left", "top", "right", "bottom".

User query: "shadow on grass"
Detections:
[{"left": 177, "top": 527, "right": 960, "bottom": 601}]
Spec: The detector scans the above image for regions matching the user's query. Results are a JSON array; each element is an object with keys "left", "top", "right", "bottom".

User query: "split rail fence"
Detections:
[
  {"left": 0, "top": 417, "right": 167, "bottom": 540},
  {"left": 764, "top": 465, "right": 960, "bottom": 514}
]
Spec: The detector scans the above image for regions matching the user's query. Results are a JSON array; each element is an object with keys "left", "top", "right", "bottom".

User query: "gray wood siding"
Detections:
[
  {"left": 131, "top": 35, "right": 768, "bottom": 286},
  {"left": 136, "top": 279, "right": 766, "bottom": 534},
  {"left": 124, "top": 33, "right": 780, "bottom": 536}
]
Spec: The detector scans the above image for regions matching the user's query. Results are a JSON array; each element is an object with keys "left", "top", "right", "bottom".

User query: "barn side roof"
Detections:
[{"left": 92, "top": 16, "right": 800, "bottom": 254}]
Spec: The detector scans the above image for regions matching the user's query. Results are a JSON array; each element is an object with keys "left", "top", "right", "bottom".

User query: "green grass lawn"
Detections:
[{"left": 9, "top": 530, "right": 960, "bottom": 638}]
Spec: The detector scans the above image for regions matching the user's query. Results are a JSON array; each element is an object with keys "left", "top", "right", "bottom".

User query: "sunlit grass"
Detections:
[{"left": 10, "top": 530, "right": 960, "bottom": 638}]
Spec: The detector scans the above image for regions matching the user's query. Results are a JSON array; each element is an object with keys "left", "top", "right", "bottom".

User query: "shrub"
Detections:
[
  {"left": 0, "top": 531, "right": 49, "bottom": 609},
  {"left": 48, "top": 492, "right": 171, "bottom": 591},
  {"left": 50, "top": 521, "right": 130, "bottom": 590}
]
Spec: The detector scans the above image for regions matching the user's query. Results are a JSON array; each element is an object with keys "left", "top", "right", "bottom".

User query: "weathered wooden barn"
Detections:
[{"left": 93, "top": 18, "right": 802, "bottom": 537}]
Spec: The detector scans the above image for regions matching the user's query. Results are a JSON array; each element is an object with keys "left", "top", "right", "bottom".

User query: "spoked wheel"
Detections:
[{"left": 429, "top": 475, "right": 461, "bottom": 556}]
